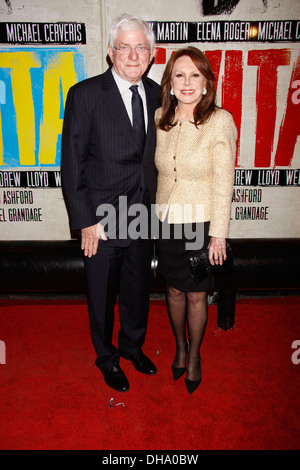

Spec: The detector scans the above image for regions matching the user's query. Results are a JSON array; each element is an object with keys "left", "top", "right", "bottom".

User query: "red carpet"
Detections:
[{"left": 0, "top": 297, "right": 299, "bottom": 450}]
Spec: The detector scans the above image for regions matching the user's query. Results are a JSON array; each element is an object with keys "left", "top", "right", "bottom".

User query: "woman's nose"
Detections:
[{"left": 184, "top": 75, "right": 190, "bottom": 85}]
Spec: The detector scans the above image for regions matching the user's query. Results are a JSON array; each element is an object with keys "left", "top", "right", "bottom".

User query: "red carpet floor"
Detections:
[{"left": 0, "top": 297, "right": 299, "bottom": 450}]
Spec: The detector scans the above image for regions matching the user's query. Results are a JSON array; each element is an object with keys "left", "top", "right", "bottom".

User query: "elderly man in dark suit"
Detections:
[{"left": 61, "top": 14, "right": 160, "bottom": 392}]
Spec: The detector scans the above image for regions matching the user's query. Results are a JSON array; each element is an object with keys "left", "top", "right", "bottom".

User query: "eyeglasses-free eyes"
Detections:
[{"left": 113, "top": 45, "right": 150, "bottom": 55}]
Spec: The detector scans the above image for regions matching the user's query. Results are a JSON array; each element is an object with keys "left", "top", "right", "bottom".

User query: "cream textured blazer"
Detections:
[{"left": 155, "top": 107, "right": 237, "bottom": 239}]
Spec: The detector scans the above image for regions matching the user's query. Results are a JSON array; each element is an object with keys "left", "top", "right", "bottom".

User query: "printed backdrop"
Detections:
[{"left": 0, "top": 0, "right": 299, "bottom": 239}]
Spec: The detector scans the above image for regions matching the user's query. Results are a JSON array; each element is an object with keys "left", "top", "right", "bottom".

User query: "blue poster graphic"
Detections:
[{"left": 0, "top": 47, "right": 86, "bottom": 168}]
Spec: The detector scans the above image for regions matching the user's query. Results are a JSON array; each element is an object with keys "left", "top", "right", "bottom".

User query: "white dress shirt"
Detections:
[{"left": 111, "top": 67, "right": 148, "bottom": 131}]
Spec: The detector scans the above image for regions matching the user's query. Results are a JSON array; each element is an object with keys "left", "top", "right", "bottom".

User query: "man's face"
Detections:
[{"left": 108, "top": 28, "right": 155, "bottom": 84}]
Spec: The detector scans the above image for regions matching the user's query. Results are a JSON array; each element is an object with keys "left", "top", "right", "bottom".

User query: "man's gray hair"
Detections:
[{"left": 108, "top": 14, "right": 156, "bottom": 51}]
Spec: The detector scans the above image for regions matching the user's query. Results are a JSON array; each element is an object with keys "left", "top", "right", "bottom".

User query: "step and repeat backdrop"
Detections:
[{"left": 0, "top": 0, "right": 299, "bottom": 239}]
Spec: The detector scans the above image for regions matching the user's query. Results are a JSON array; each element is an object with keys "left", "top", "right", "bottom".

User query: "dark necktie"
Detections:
[{"left": 130, "top": 85, "right": 146, "bottom": 154}]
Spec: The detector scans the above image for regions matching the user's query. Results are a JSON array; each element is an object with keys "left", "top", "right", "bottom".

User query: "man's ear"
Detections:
[
  {"left": 150, "top": 47, "right": 157, "bottom": 63},
  {"left": 107, "top": 46, "right": 114, "bottom": 63}
]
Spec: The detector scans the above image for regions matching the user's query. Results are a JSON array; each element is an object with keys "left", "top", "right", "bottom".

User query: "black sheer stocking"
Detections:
[
  {"left": 186, "top": 291, "right": 207, "bottom": 381},
  {"left": 166, "top": 286, "right": 187, "bottom": 368},
  {"left": 166, "top": 285, "right": 207, "bottom": 380}
]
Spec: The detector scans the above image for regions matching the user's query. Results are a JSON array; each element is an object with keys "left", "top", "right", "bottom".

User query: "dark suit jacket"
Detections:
[{"left": 61, "top": 68, "right": 161, "bottom": 244}]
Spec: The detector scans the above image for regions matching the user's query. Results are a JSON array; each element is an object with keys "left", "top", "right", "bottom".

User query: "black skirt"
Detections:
[{"left": 156, "top": 221, "right": 214, "bottom": 292}]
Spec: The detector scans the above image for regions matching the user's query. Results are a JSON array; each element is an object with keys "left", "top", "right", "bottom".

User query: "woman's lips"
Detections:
[{"left": 181, "top": 89, "right": 194, "bottom": 95}]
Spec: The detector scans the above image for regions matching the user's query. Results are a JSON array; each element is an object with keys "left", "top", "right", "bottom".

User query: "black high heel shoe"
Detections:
[
  {"left": 185, "top": 376, "right": 202, "bottom": 394},
  {"left": 172, "top": 363, "right": 186, "bottom": 381},
  {"left": 171, "top": 340, "right": 189, "bottom": 381},
  {"left": 185, "top": 357, "right": 202, "bottom": 394}
]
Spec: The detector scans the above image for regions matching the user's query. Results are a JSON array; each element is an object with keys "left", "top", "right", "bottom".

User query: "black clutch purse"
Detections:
[{"left": 189, "top": 242, "right": 233, "bottom": 283}]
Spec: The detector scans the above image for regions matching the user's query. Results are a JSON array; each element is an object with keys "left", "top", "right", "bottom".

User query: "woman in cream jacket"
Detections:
[{"left": 155, "top": 47, "right": 237, "bottom": 394}]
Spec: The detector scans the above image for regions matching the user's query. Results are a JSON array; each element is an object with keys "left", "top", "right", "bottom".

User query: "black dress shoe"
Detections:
[
  {"left": 121, "top": 351, "right": 157, "bottom": 375},
  {"left": 102, "top": 365, "right": 130, "bottom": 392}
]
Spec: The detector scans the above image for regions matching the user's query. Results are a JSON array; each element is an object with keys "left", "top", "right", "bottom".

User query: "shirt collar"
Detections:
[{"left": 111, "top": 67, "right": 144, "bottom": 95}]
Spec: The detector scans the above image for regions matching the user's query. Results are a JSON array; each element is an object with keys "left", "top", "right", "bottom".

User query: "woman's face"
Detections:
[{"left": 171, "top": 55, "right": 207, "bottom": 108}]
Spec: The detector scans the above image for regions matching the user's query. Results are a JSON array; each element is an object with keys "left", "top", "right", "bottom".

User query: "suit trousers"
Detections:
[{"left": 83, "top": 237, "right": 152, "bottom": 371}]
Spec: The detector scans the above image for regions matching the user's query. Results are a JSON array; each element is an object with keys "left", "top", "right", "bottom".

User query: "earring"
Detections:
[
  {"left": 170, "top": 88, "right": 174, "bottom": 96},
  {"left": 202, "top": 87, "right": 207, "bottom": 95}
]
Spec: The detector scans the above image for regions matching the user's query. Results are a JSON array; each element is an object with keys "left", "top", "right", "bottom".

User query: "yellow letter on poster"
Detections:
[
  {"left": 0, "top": 112, "right": 3, "bottom": 166},
  {"left": 0, "top": 80, "right": 5, "bottom": 165},
  {"left": 39, "top": 52, "right": 78, "bottom": 165},
  {"left": 0, "top": 52, "right": 40, "bottom": 166}
]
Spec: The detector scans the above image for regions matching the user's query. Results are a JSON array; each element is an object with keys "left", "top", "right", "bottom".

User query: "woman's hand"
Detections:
[
  {"left": 208, "top": 237, "right": 226, "bottom": 265},
  {"left": 81, "top": 222, "right": 107, "bottom": 258}
]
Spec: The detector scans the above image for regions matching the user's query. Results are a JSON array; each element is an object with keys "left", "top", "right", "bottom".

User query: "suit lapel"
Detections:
[
  {"left": 101, "top": 69, "right": 138, "bottom": 148},
  {"left": 101, "top": 69, "right": 157, "bottom": 158},
  {"left": 143, "top": 77, "right": 157, "bottom": 156},
  {"left": 143, "top": 77, "right": 156, "bottom": 133}
]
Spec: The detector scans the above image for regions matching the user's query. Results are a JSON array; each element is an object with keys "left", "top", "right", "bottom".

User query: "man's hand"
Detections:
[
  {"left": 208, "top": 237, "right": 226, "bottom": 266},
  {"left": 81, "top": 222, "right": 107, "bottom": 257}
]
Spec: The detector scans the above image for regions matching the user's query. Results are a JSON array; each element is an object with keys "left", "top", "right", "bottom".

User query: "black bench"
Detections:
[{"left": 0, "top": 239, "right": 299, "bottom": 330}]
